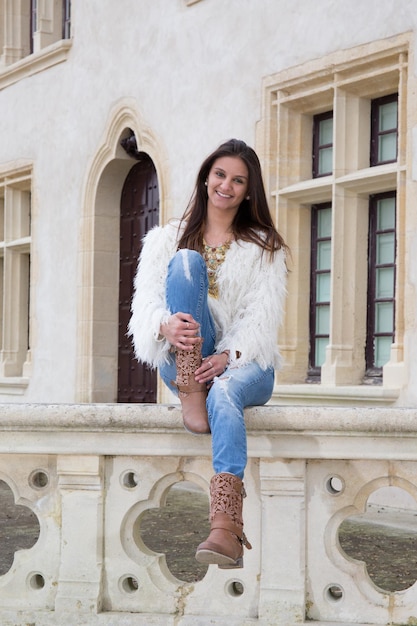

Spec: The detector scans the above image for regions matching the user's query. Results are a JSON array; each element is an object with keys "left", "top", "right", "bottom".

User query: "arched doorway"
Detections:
[{"left": 117, "top": 155, "right": 159, "bottom": 402}]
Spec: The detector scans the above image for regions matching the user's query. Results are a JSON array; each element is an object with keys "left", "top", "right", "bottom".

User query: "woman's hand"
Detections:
[
  {"left": 159, "top": 313, "right": 200, "bottom": 350},
  {"left": 195, "top": 351, "right": 229, "bottom": 383}
]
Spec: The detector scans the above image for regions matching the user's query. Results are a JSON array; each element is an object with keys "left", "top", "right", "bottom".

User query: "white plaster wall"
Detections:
[{"left": 0, "top": 0, "right": 417, "bottom": 401}]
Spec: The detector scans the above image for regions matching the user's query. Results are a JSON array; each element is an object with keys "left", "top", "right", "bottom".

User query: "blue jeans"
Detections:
[{"left": 159, "top": 250, "right": 274, "bottom": 479}]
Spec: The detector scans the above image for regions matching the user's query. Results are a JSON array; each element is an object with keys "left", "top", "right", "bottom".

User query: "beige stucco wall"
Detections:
[{"left": 0, "top": 0, "right": 417, "bottom": 403}]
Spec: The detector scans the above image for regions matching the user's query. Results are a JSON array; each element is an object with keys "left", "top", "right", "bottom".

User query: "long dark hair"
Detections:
[{"left": 177, "top": 138, "right": 287, "bottom": 257}]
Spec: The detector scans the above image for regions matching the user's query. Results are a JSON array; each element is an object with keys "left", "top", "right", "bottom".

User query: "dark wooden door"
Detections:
[{"left": 118, "top": 156, "right": 159, "bottom": 402}]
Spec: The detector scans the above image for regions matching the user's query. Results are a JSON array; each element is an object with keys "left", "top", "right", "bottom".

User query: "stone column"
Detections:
[
  {"left": 55, "top": 455, "right": 103, "bottom": 613},
  {"left": 258, "top": 458, "right": 306, "bottom": 624}
]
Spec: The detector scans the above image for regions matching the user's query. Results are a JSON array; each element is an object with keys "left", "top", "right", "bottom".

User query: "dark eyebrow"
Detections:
[{"left": 214, "top": 167, "right": 248, "bottom": 180}]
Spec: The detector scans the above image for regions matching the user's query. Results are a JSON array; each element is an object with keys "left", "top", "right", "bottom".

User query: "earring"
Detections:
[
  {"left": 246, "top": 195, "right": 250, "bottom": 200},
  {"left": 205, "top": 181, "right": 208, "bottom": 186}
]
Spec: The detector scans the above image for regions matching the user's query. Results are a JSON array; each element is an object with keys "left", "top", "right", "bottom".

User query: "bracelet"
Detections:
[{"left": 221, "top": 350, "right": 231, "bottom": 366}]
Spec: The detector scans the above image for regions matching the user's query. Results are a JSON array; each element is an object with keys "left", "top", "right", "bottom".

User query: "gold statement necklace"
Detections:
[{"left": 202, "top": 239, "right": 231, "bottom": 298}]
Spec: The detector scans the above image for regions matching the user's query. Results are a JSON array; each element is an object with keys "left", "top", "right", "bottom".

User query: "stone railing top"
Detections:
[{"left": 0, "top": 403, "right": 416, "bottom": 433}]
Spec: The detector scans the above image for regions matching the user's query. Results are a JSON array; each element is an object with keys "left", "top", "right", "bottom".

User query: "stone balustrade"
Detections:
[{"left": 0, "top": 403, "right": 416, "bottom": 626}]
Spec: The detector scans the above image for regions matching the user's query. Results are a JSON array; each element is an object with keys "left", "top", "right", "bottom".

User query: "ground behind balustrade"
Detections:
[{"left": 0, "top": 481, "right": 416, "bottom": 593}]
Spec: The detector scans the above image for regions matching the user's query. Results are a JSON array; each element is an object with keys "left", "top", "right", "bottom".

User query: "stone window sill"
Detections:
[
  {"left": 0, "top": 39, "right": 72, "bottom": 91},
  {"left": 272, "top": 384, "right": 400, "bottom": 406},
  {"left": 0, "top": 378, "right": 29, "bottom": 396}
]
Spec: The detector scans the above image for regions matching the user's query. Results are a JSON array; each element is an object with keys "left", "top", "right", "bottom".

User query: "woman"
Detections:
[{"left": 129, "top": 138, "right": 287, "bottom": 569}]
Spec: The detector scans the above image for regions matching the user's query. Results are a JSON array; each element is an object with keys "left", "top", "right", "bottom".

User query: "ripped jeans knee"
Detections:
[{"left": 165, "top": 249, "right": 216, "bottom": 357}]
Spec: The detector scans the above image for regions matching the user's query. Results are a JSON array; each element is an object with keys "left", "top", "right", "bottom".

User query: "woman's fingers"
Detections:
[
  {"left": 172, "top": 313, "right": 200, "bottom": 347},
  {"left": 195, "top": 354, "right": 226, "bottom": 382},
  {"left": 161, "top": 313, "right": 201, "bottom": 349}
]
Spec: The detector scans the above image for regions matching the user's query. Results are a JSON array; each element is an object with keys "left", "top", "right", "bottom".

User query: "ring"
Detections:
[
  {"left": 208, "top": 361, "right": 213, "bottom": 368},
  {"left": 186, "top": 322, "right": 190, "bottom": 329}
]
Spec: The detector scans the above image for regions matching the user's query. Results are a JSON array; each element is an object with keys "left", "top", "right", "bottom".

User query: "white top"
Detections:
[{"left": 128, "top": 221, "right": 287, "bottom": 370}]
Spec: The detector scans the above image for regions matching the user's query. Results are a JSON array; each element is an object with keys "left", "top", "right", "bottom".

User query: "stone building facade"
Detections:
[{"left": 0, "top": 0, "right": 416, "bottom": 408}]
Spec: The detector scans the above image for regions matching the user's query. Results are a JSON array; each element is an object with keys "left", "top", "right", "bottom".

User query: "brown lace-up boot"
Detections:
[
  {"left": 195, "top": 473, "right": 252, "bottom": 568},
  {"left": 174, "top": 340, "right": 210, "bottom": 434}
]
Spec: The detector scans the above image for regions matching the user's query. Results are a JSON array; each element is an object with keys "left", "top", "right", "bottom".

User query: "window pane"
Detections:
[
  {"left": 317, "top": 207, "right": 332, "bottom": 238},
  {"left": 319, "top": 118, "right": 333, "bottom": 144},
  {"left": 0, "top": 196, "right": 4, "bottom": 241},
  {"left": 366, "top": 192, "right": 396, "bottom": 371},
  {"left": 313, "top": 112, "right": 333, "bottom": 178},
  {"left": 315, "top": 338, "right": 328, "bottom": 367},
  {"left": 376, "top": 267, "right": 395, "bottom": 298},
  {"left": 318, "top": 147, "right": 333, "bottom": 175},
  {"left": 370, "top": 95, "right": 398, "bottom": 167},
  {"left": 375, "top": 302, "right": 394, "bottom": 333},
  {"left": 377, "top": 198, "right": 396, "bottom": 229},
  {"left": 379, "top": 101, "right": 397, "bottom": 131},
  {"left": 376, "top": 232, "right": 395, "bottom": 265},
  {"left": 317, "top": 241, "right": 331, "bottom": 270},
  {"left": 63, "top": 0, "right": 72, "bottom": 39},
  {"left": 316, "top": 273, "right": 330, "bottom": 302},
  {"left": 378, "top": 133, "right": 397, "bottom": 162},
  {"left": 316, "top": 304, "right": 330, "bottom": 334},
  {"left": 374, "top": 336, "right": 392, "bottom": 368},
  {"left": 310, "top": 202, "right": 332, "bottom": 374}
]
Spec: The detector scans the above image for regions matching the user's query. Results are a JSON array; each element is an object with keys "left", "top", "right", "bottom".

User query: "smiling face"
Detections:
[{"left": 206, "top": 156, "right": 249, "bottom": 218}]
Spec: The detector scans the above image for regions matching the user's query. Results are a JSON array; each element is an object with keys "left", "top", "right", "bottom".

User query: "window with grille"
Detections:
[
  {"left": 30, "top": 0, "right": 37, "bottom": 54},
  {"left": 261, "top": 33, "right": 410, "bottom": 393},
  {"left": 312, "top": 112, "right": 333, "bottom": 178},
  {"left": 63, "top": 0, "right": 71, "bottom": 39},
  {"left": 365, "top": 193, "right": 396, "bottom": 378},
  {"left": 309, "top": 204, "right": 332, "bottom": 378},
  {"left": 370, "top": 94, "right": 398, "bottom": 166}
]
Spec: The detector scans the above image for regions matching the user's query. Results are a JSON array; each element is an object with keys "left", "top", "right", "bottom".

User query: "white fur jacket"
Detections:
[{"left": 128, "top": 221, "right": 287, "bottom": 370}]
